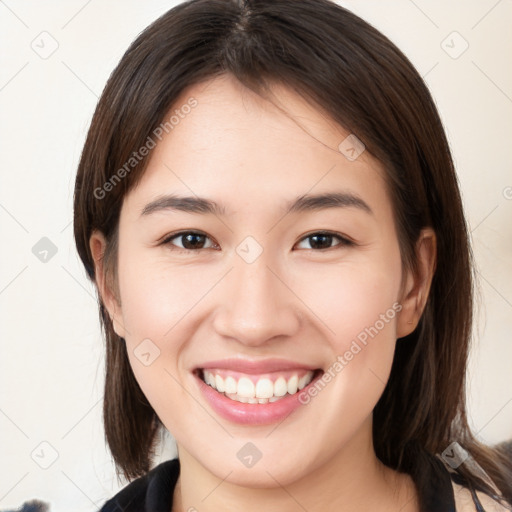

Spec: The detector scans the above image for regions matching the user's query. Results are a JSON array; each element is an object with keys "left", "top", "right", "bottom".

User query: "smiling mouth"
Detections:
[{"left": 195, "top": 368, "right": 323, "bottom": 404}]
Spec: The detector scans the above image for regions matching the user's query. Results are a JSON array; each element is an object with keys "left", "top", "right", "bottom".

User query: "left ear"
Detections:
[{"left": 396, "top": 228, "right": 437, "bottom": 338}]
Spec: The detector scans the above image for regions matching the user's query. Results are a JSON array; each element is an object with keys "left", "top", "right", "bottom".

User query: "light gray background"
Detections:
[{"left": 1, "top": 1, "right": 511, "bottom": 510}]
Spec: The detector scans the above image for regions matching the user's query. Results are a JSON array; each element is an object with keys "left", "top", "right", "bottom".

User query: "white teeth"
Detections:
[
  {"left": 298, "top": 374, "right": 310, "bottom": 390},
  {"left": 255, "top": 378, "right": 274, "bottom": 399},
  {"left": 287, "top": 375, "right": 298, "bottom": 395},
  {"left": 224, "top": 376, "right": 237, "bottom": 394},
  {"left": 274, "top": 377, "right": 288, "bottom": 397},
  {"left": 202, "top": 370, "right": 315, "bottom": 403},
  {"left": 237, "top": 377, "right": 255, "bottom": 398},
  {"left": 205, "top": 371, "right": 216, "bottom": 387},
  {"left": 215, "top": 374, "right": 225, "bottom": 393}
]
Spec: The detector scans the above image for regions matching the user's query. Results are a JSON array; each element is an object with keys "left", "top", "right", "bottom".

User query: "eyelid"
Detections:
[
  {"left": 294, "top": 230, "right": 355, "bottom": 250},
  {"left": 160, "top": 230, "right": 219, "bottom": 250}
]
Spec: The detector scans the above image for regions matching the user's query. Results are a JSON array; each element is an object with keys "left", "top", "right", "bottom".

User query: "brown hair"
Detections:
[{"left": 73, "top": 0, "right": 512, "bottom": 504}]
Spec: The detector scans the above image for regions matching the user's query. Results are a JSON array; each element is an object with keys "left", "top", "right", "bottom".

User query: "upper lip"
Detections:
[{"left": 195, "top": 358, "right": 319, "bottom": 374}]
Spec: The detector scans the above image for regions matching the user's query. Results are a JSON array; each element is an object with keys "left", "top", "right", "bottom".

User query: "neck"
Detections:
[{"left": 172, "top": 419, "right": 419, "bottom": 512}]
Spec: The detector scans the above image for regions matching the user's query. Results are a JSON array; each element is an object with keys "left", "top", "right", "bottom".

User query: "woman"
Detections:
[{"left": 73, "top": 0, "right": 512, "bottom": 510}]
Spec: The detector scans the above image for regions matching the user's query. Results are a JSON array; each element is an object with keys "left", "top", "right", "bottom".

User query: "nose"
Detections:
[{"left": 212, "top": 253, "right": 301, "bottom": 347}]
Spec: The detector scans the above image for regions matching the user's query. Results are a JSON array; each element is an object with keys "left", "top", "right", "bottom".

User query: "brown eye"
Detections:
[
  {"left": 296, "top": 232, "right": 353, "bottom": 250},
  {"left": 162, "top": 231, "right": 217, "bottom": 251}
]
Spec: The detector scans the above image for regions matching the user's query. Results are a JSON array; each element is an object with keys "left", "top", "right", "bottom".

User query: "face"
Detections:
[{"left": 93, "top": 74, "right": 426, "bottom": 487}]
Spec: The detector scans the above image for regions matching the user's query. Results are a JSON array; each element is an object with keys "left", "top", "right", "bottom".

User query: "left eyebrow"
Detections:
[
  {"left": 285, "top": 192, "right": 373, "bottom": 216},
  {"left": 139, "top": 191, "right": 373, "bottom": 218}
]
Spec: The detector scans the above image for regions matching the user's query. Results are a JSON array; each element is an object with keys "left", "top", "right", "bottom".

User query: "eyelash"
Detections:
[{"left": 160, "top": 230, "right": 355, "bottom": 253}]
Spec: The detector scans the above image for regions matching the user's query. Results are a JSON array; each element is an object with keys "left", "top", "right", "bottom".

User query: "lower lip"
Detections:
[{"left": 194, "top": 371, "right": 321, "bottom": 425}]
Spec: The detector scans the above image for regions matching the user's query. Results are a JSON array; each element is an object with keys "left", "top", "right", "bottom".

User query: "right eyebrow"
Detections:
[{"left": 140, "top": 195, "right": 227, "bottom": 217}]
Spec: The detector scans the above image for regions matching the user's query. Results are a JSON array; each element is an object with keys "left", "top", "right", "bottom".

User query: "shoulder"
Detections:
[
  {"left": 99, "top": 458, "right": 180, "bottom": 512},
  {"left": 451, "top": 480, "right": 512, "bottom": 512},
  {"left": 415, "top": 451, "right": 511, "bottom": 512}
]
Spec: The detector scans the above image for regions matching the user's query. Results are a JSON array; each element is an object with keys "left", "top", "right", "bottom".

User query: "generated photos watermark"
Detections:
[
  {"left": 298, "top": 302, "right": 403, "bottom": 404},
  {"left": 93, "top": 97, "right": 198, "bottom": 200}
]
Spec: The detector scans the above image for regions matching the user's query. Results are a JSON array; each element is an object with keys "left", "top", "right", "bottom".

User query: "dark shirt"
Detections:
[{"left": 98, "top": 455, "right": 493, "bottom": 512}]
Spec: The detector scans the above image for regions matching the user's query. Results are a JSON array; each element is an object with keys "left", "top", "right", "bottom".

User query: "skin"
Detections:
[{"left": 90, "top": 74, "right": 436, "bottom": 512}]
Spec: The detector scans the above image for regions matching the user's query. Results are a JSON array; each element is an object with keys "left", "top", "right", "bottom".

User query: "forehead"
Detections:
[{"left": 123, "top": 74, "right": 392, "bottom": 221}]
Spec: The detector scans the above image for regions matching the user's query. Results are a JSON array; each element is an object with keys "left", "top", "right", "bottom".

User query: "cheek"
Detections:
[
  {"left": 295, "top": 252, "right": 402, "bottom": 352},
  {"left": 116, "top": 255, "right": 209, "bottom": 432},
  {"left": 115, "top": 249, "right": 230, "bottom": 425},
  {"left": 291, "top": 258, "right": 403, "bottom": 444},
  {"left": 117, "top": 250, "right": 220, "bottom": 340},
  {"left": 291, "top": 246, "right": 403, "bottom": 414}
]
